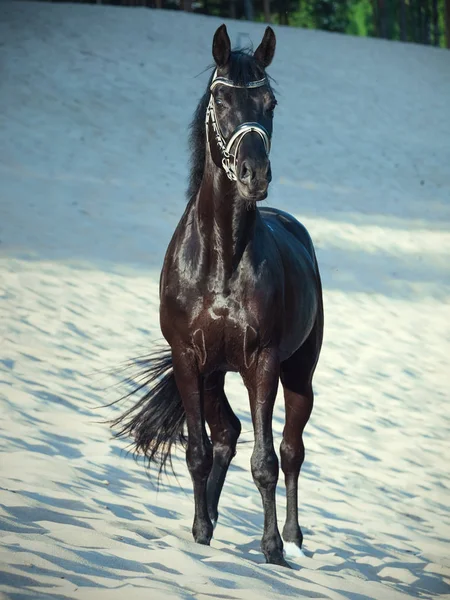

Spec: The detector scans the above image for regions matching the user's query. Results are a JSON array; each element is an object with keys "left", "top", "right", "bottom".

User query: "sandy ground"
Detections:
[{"left": 1, "top": 3, "right": 450, "bottom": 599}]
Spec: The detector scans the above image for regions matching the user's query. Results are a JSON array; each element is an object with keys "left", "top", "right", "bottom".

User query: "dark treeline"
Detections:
[{"left": 43, "top": 0, "right": 450, "bottom": 48}]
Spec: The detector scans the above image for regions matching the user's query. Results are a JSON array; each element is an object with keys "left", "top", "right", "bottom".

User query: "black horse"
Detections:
[{"left": 112, "top": 24, "right": 323, "bottom": 568}]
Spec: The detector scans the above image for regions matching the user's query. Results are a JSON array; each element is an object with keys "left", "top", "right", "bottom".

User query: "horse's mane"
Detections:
[{"left": 186, "top": 49, "right": 269, "bottom": 205}]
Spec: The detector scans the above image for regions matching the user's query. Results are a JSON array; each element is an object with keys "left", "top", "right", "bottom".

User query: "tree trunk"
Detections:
[
  {"left": 423, "top": 0, "right": 430, "bottom": 43},
  {"left": 278, "top": 0, "right": 289, "bottom": 25},
  {"left": 400, "top": 0, "right": 407, "bottom": 41},
  {"left": 372, "top": 0, "right": 379, "bottom": 36},
  {"left": 155, "top": 0, "right": 162, "bottom": 8},
  {"left": 378, "top": 0, "right": 388, "bottom": 38},
  {"left": 183, "top": 0, "right": 192, "bottom": 11},
  {"left": 417, "top": 0, "right": 424, "bottom": 43},
  {"left": 432, "top": 0, "right": 439, "bottom": 45},
  {"left": 230, "top": 0, "right": 237, "bottom": 19},
  {"left": 243, "top": 0, "right": 254, "bottom": 20},
  {"left": 446, "top": 0, "right": 450, "bottom": 48},
  {"left": 411, "top": 0, "right": 418, "bottom": 42},
  {"left": 263, "top": 0, "right": 271, "bottom": 23}
]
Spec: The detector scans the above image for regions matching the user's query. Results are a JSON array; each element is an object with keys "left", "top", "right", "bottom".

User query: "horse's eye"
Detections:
[{"left": 215, "top": 97, "right": 224, "bottom": 108}]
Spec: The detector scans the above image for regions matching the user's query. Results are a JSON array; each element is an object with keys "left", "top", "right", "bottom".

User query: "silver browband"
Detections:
[{"left": 205, "top": 69, "right": 271, "bottom": 181}]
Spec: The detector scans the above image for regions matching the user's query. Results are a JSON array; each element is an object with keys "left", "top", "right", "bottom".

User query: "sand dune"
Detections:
[{"left": 1, "top": 2, "right": 449, "bottom": 599}]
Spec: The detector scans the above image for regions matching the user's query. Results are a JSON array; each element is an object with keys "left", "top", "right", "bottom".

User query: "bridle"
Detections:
[{"left": 205, "top": 69, "right": 271, "bottom": 181}]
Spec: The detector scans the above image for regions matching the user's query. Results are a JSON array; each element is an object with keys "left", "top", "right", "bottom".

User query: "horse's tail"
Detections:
[{"left": 110, "top": 347, "right": 186, "bottom": 476}]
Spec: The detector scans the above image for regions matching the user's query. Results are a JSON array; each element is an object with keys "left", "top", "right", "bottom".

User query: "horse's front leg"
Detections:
[
  {"left": 242, "top": 348, "right": 289, "bottom": 567},
  {"left": 172, "top": 345, "right": 213, "bottom": 545},
  {"left": 204, "top": 372, "right": 241, "bottom": 529}
]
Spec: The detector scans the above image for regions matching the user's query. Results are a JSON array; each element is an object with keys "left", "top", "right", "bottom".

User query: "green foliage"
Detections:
[
  {"left": 270, "top": 2, "right": 315, "bottom": 27},
  {"left": 310, "top": 0, "right": 351, "bottom": 32},
  {"left": 438, "top": 0, "right": 447, "bottom": 46},
  {"left": 189, "top": 0, "right": 449, "bottom": 49},
  {"left": 346, "top": 0, "right": 371, "bottom": 36}
]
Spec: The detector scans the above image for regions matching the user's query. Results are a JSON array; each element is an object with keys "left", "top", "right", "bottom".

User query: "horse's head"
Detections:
[{"left": 206, "top": 25, "right": 277, "bottom": 203}]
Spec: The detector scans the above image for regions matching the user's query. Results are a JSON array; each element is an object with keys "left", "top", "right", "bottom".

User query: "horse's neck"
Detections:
[{"left": 193, "top": 161, "right": 257, "bottom": 284}]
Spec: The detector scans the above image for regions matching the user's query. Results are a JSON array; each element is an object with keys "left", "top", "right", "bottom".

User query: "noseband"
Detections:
[{"left": 205, "top": 69, "right": 271, "bottom": 181}]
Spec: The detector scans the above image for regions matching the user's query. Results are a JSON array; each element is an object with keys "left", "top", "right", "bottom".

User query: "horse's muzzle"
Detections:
[{"left": 237, "top": 158, "right": 272, "bottom": 201}]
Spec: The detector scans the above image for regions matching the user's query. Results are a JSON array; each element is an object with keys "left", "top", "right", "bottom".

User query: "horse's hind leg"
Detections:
[
  {"left": 203, "top": 372, "right": 241, "bottom": 528},
  {"left": 280, "top": 324, "right": 322, "bottom": 558}
]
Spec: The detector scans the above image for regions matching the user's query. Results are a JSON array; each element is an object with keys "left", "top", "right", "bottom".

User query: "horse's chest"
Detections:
[{"left": 191, "top": 300, "right": 259, "bottom": 373}]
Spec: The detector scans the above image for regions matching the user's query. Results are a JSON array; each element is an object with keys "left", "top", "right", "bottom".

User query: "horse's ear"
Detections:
[
  {"left": 254, "top": 26, "right": 276, "bottom": 68},
  {"left": 212, "top": 24, "right": 231, "bottom": 68}
]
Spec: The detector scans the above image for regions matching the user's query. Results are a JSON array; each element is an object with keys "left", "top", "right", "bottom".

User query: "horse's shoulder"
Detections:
[{"left": 259, "top": 206, "right": 315, "bottom": 259}]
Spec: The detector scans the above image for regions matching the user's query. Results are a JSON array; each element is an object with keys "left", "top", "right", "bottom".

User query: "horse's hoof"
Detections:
[
  {"left": 265, "top": 552, "right": 292, "bottom": 568},
  {"left": 193, "top": 528, "right": 212, "bottom": 545},
  {"left": 193, "top": 527, "right": 212, "bottom": 545},
  {"left": 283, "top": 541, "right": 306, "bottom": 559},
  {"left": 192, "top": 521, "right": 213, "bottom": 545},
  {"left": 195, "top": 536, "right": 212, "bottom": 546}
]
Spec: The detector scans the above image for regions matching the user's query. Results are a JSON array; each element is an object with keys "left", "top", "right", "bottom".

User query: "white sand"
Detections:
[{"left": 1, "top": 3, "right": 449, "bottom": 599}]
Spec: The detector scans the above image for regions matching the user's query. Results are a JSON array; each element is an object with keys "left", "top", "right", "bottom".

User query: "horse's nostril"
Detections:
[{"left": 240, "top": 160, "right": 255, "bottom": 184}]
